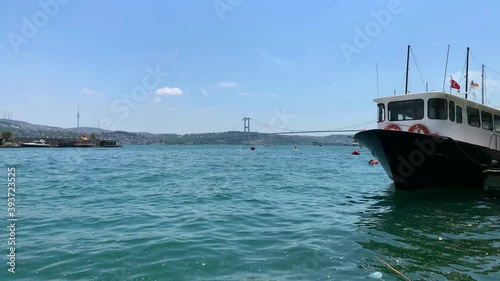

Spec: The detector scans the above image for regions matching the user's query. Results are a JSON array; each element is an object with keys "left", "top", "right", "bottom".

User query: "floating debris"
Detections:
[
  {"left": 375, "top": 256, "right": 412, "bottom": 281},
  {"left": 368, "top": 272, "right": 383, "bottom": 279}
]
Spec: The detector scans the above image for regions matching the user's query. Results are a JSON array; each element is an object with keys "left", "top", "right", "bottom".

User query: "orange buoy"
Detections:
[
  {"left": 352, "top": 150, "right": 360, "bottom": 155},
  {"left": 408, "top": 124, "right": 429, "bottom": 134},
  {"left": 368, "top": 159, "right": 379, "bottom": 165},
  {"left": 384, "top": 124, "right": 401, "bottom": 131}
]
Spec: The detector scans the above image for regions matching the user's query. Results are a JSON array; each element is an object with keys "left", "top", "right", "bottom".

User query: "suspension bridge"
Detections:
[{"left": 231, "top": 118, "right": 372, "bottom": 135}]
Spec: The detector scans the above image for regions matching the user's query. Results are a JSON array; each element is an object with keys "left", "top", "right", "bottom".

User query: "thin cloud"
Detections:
[
  {"left": 239, "top": 92, "right": 252, "bottom": 97},
  {"left": 153, "top": 97, "right": 162, "bottom": 103},
  {"left": 155, "top": 87, "right": 183, "bottom": 96},
  {"left": 257, "top": 48, "right": 289, "bottom": 66},
  {"left": 81, "top": 87, "right": 103, "bottom": 96},
  {"left": 215, "top": 81, "right": 240, "bottom": 88},
  {"left": 200, "top": 88, "right": 209, "bottom": 96}
]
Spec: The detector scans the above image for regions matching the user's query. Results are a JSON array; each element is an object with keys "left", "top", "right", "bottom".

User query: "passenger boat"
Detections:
[
  {"left": 354, "top": 46, "right": 499, "bottom": 189},
  {"left": 21, "top": 139, "right": 51, "bottom": 147}
]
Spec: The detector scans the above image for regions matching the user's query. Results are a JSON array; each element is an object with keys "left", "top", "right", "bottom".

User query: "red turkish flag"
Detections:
[{"left": 450, "top": 79, "right": 460, "bottom": 90}]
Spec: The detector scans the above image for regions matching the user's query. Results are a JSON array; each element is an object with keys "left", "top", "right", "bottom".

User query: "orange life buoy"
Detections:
[
  {"left": 384, "top": 124, "right": 401, "bottom": 131},
  {"left": 408, "top": 124, "right": 429, "bottom": 134}
]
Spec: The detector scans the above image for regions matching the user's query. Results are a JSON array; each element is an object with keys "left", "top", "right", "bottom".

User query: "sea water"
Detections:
[{"left": 0, "top": 145, "right": 498, "bottom": 280}]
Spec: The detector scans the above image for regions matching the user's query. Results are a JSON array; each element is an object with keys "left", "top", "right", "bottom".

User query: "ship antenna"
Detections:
[
  {"left": 404, "top": 45, "right": 410, "bottom": 95},
  {"left": 482, "top": 64, "right": 485, "bottom": 105},
  {"left": 442, "top": 44, "right": 450, "bottom": 92},
  {"left": 465, "top": 47, "right": 470, "bottom": 99},
  {"left": 376, "top": 63, "right": 379, "bottom": 97}
]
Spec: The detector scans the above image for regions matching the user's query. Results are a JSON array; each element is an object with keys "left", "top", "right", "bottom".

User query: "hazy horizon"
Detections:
[{"left": 0, "top": 117, "right": 360, "bottom": 138}]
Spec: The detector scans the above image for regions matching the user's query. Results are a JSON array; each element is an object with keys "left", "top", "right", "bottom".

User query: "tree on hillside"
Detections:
[
  {"left": 89, "top": 133, "right": 96, "bottom": 140},
  {"left": 1, "top": 131, "right": 12, "bottom": 142}
]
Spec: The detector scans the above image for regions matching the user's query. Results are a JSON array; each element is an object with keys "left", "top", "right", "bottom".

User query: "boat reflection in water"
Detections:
[{"left": 355, "top": 186, "right": 500, "bottom": 280}]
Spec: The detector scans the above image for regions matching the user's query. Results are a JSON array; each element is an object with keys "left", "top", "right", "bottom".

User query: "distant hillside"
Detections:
[{"left": 0, "top": 119, "right": 356, "bottom": 145}]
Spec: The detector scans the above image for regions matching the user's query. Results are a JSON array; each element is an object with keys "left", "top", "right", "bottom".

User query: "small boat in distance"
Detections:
[
  {"left": 21, "top": 139, "right": 50, "bottom": 147},
  {"left": 99, "top": 140, "right": 122, "bottom": 147},
  {"left": 294, "top": 144, "right": 298, "bottom": 150}
]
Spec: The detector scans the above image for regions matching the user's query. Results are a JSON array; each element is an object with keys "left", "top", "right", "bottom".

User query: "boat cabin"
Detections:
[{"left": 375, "top": 91, "right": 500, "bottom": 150}]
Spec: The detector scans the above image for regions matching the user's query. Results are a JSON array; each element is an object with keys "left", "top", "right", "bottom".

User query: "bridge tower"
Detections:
[
  {"left": 243, "top": 117, "right": 250, "bottom": 143},
  {"left": 243, "top": 117, "right": 250, "bottom": 133}
]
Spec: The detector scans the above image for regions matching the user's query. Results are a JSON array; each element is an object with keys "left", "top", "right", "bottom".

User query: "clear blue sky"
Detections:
[{"left": 1, "top": 0, "right": 500, "bottom": 134}]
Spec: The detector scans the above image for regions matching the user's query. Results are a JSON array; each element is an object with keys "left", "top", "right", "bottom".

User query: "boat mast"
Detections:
[
  {"left": 442, "top": 44, "right": 450, "bottom": 92},
  {"left": 465, "top": 47, "right": 470, "bottom": 99},
  {"left": 482, "top": 64, "right": 485, "bottom": 105},
  {"left": 405, "top": 45, "right": 410, "bottom": 95}
]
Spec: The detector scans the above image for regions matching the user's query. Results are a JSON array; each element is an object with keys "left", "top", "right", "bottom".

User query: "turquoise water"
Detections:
[{"left": 1, "top": 145, "right": 499, "bottom": 280}]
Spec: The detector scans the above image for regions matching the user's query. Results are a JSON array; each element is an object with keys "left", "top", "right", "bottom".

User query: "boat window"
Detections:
[
  {"left": 377, "top": 103, "right": 385, "bottom": 122},
  {"left": 467, "top": 106, "right": 480, "bottom": 127},
  {"left": 428, "top": 98, "right": 447, "bottom": 120},
  {"left": 388, "top": 99, "right": 424, "bottom": 121},
  {"left": 494, "top": 115, "right": 500, "bottom": 132},
  {"left": 449, "top": 101, "right": 455, "bottom": 122},
  {"left": 481, "top": 111, "right": 493, "bottom": 130},
  {"left": 456, "top": 106, "right": 462, "bottom": 124}
]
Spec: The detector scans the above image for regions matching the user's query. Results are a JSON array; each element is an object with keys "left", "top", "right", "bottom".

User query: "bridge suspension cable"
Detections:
[
  {"left": 249, "top": 118, "right": 306, "bottom": 132},
  {"left": 227, "top": 119, "right": 244, "bottom": 132},
  {"left": 249, "top": 118, "right": 375, "bottom": 134}
]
